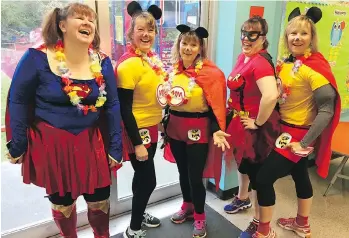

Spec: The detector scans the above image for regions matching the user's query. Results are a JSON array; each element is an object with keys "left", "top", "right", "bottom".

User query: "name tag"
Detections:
[
  {"left": 139, "top": 129, "right": 151, "bottom": 145},
  {"left": 188, "top": 129, "right": 201, "bottom": 141},
  {"left": 275, "top": 132, "right": 292, "bottom": 149}
]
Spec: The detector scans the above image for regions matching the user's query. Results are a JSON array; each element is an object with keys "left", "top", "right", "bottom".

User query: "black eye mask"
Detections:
[{"left": 240, "top": 30, "right": 266, "bottom": 42}]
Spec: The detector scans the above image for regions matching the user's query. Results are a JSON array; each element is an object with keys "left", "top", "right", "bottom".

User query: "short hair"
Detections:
[
  {"left": 171, "top": 31, "right": 207, "bottom": 63},
  {"left": 126, "top": 11, "right": 158, "bottom": 42}
]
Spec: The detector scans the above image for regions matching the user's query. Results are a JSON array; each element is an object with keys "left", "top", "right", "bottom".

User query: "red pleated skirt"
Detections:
[{"left": 22, "top": 121, "right": 111, "bottom": 199}]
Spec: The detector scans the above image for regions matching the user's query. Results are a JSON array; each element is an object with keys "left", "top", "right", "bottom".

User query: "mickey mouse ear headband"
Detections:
[
  {"left": 127, "top": 1, "right": 162, "bottom": 20},
  {"left": 288, "top": 6, "right": 322, "bottom": 24},
  {"left": 176, "top": 24, "right": 209, "bottom": 39}
]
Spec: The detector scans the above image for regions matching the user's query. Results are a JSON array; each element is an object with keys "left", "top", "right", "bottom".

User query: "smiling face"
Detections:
[
  {"left": 179, "top": 35, "right": 201, "bottom": 67},
  {"left": 59, "top": 11, "right": 96, "bottom": 46},
  {"left": 130, "top": 14, "right": 157, "bottom": 53},
  {"left": 286, "top": 20, "right": 312, "bottom": 56},
  {"left": 284, "top": 16, "right": 318, "bottom": 56},
  {"left": 241, "top": 25, "right": 265, "bottom": 57}
]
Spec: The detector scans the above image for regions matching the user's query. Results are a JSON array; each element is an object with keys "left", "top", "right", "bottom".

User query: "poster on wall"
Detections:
[{"left": 278, "top": 0, "right": 349, "bottom": 122}]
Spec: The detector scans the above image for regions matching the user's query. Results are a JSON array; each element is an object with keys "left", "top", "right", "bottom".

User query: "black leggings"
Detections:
[
  {"left": 129, "top": 143, "right": 157, "bottom": 230},
  {"left": 238, "top": 158, "right": 262, "bottom": 191},
  {"left": 255, "top": 150, "right": 313, "bottom": 207},
  {"left": 169, "top": 139, "right": 208, "bottom": 214},
  {"left": 48, "top": 186, "right": 111, "bottom": 206}
]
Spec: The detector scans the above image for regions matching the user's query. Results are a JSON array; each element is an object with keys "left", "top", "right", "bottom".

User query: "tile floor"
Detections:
[{"left": 72, "top": 157, "right": 349, "bottom": 238}]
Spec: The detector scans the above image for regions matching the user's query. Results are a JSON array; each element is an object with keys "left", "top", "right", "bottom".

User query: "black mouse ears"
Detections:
[
  {"left": 176, "top": 24, "right": 209, "bottom": 39},
  {"left": 127, "top": 1, "right": 162, "bottom": 20},
  {"left": 288, "top": 6, "right": 322, "bottom": 24}
]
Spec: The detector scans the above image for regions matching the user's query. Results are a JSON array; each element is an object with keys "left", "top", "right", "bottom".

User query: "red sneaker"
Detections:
[
  {"left": 252, "top": 228, "right": 276, "bottom": 238},
  {"left": 277, "top": 217, "right": 311, "bottom": 238}
]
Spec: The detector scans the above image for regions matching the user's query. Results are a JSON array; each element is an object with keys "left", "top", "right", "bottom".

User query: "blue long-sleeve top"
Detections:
[{"left": 7, "top": 48, "right": 123, "bottom": 162}]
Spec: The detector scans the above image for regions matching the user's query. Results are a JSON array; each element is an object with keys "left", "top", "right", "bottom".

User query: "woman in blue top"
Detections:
[{"left": 5, "top": 3, "right": 122, "bottom": 238}]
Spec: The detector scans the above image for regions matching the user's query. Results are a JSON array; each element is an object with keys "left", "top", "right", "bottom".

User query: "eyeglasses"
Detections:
[{"left": 240, "top": 30, "right": 266, "bottom": 42}]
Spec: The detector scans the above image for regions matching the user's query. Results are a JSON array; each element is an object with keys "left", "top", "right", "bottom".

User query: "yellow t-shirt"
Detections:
[
  {"left": 117, "top": 57, "right": 163, "bottom": 128},
  {"left": 279, "top": 63, "right": 329, "bottom": 126},
  {"left": 169, "top": 73, "right": 209, "bottom": 113}
]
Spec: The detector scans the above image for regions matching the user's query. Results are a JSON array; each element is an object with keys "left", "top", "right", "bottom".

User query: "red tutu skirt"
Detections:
[
  {"left": 225, "top": 109, "right": 280, "bottom": 166},
  {"left": 22, "top": 121, "right": 111, "bottom": 199}
]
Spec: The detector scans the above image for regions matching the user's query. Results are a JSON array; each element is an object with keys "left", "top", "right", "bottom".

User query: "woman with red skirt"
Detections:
[{"left": 5, "top": 3, "right": 122, "bottom": 238}]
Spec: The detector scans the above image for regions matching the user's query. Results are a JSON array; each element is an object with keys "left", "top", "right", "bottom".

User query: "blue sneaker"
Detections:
[
  {"left": 224, "top": 196, "right": 252, "bottom": 214},
  {"left": 239, "top": 221, "right": 258, "bottom": 238}
]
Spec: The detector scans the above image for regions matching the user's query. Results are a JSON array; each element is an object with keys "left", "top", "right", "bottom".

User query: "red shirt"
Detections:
[{"left": 227, "top": 51, "right": 274, "bottom": 117}]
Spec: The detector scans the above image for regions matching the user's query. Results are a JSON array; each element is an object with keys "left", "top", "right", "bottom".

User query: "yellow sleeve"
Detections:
[
  {"left": 307, "top": 66, "right": 330, "bottom": 91},
  {"left": 116, "top": 57, "right": 141, "bottom": 90}
]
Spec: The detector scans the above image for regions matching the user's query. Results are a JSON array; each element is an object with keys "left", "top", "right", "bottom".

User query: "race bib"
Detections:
[
  {"left": 275, "top": 132, "right": 292, "bottom": 149},
  {"left": 188, "top": 129, "right": 201, "bottom": 141},
  {"left": 168, "top": 86, "right": 186, "bottom": 106},
  {"left": 156, "top": 83, "right": 167, "bottom": 107},
  {"left": 139, "top": 129, "right": 151, "bottom": 145}
]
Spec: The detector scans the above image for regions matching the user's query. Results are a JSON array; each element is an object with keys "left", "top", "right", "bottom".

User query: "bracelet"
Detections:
[{"left": 254, "top": 120, "right": 262, "bottom": 128}]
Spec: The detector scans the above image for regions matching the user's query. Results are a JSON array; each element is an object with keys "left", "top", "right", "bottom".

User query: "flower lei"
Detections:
[
  {"left": 276, "top": 49, "right": 311, "bottom": 104},
  {"left": 133, "top": 48, "right": 168, "bottom": 80},
  {"left": 163, "top": 60, "right": 203, "bottom": 105},
  {"left": 55, "top": 40, "right": 107, "bottom": 115}
]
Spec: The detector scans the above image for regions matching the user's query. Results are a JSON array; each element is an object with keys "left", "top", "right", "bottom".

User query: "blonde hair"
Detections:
[
  {"left": 127, "top": 12, "right": 158, "bottom": 42},
  {"left": 42, "top": 3, "right": 100, "bottom": 50},
  {"left": 171, "top": 31, "right": 207, "bottom": 63},
  {"left": 284, "top": 15, "right": 319, "bottom": 53}
]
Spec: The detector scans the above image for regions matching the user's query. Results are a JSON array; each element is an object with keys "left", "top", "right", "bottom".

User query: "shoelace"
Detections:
[
  {"left": 133, "top": 230, "right": 146, "bottom": 238},
  {"left": 177, "top": 209, "right": 187, "bottom": 216},
  {"left": 143, "top": 213, "right": 154, "bottom": 222},
  {"left": 282, "top": 218, "right": 295, "bottom": 226},
  {"left": 194, "top": 220, "right": 205, "bottom": 230}
]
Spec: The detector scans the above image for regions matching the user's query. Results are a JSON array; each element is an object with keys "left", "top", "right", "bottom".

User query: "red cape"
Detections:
[
  {"left": 303, "top": 52, "right": 341, "bottom": 178},
  {"left": 164, "top": 59, "right": 227, "bottom": 190}
]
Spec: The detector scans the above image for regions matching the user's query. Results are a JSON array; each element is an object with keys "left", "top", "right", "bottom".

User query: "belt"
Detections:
[
  {"left": 280, "top": 120, "right": 310, "bottom": 130},
  {"left": 169, "top": 109, "right": 210, "bottom": 118}
]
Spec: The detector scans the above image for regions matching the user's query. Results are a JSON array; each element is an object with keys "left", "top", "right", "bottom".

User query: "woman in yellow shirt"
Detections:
[
  {"left": 163, "top": 25, "right": 229, "bottom": 238},
  {"left": 115, "top": 2, "right": 165, "bottom": 238},
  {"left": 252, "top": 7, "right": 340, "bottom": 238}
]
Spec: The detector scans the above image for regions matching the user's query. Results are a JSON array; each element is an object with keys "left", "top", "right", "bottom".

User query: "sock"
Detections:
[
  {"left": 181, "top": 201, "right": 194, "bottom": 211},
  {"left": 237, "top": 196, "right": 249, "bottom": 201},
  {"left": 253, "top": 218, "right": 260, "bottom": 225},
  {"left": 194, "top": 212, "right": 206, "bottom": 221},
  {"left": 296, "top": 214, "right": 309, "bottom": 226},
  {"left": 257, "top": 221, "right": 270, "bottom": 236}
]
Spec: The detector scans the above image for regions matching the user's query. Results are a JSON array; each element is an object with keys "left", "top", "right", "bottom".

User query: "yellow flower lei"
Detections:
[{"left": 55, "top": 41, "right": 107, "bottom": 115}]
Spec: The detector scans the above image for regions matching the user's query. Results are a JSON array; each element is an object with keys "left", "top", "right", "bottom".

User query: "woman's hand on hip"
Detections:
[{"left": 240, "top": 117, "right": 258, "bottom": 130}]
